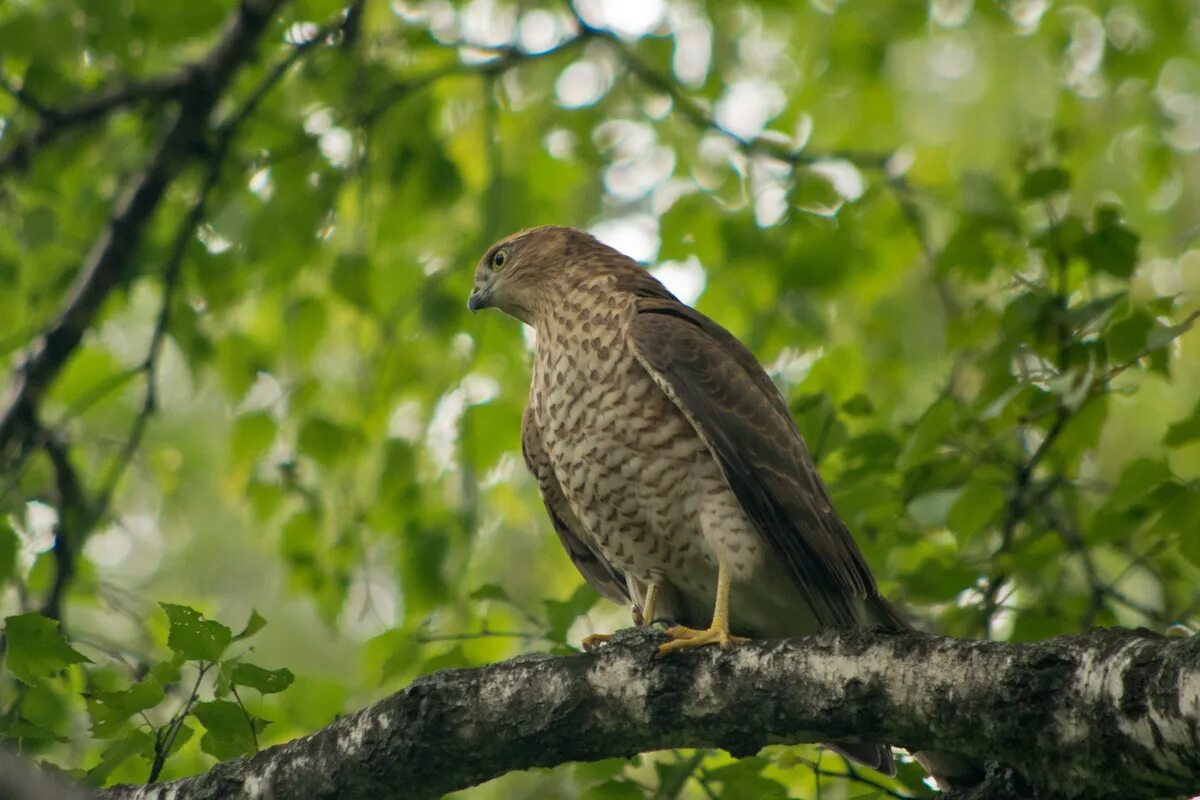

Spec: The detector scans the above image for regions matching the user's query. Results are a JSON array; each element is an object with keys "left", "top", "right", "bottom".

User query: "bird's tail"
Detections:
[
  {"left": 869, "top": 594, "right": 915, "bottom": 631},
  {"left": 866, "top": 594, "right": 986, "bottom": 789}
]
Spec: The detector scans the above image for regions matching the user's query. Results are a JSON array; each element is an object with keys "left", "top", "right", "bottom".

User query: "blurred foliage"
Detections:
[{"left": 1, "top": 0, "right": 1199, "bottom": 797}]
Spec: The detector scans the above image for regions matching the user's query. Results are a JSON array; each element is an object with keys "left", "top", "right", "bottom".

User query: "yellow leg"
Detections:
[
  {"left": 585, "top": 581, "right": 663, "bottom": 652},
  {"left": 657, "top": 565, "right": 749, "bottom": 656},
  {"left": 642, "top": 583, "right": 659, "bottom": 626}
]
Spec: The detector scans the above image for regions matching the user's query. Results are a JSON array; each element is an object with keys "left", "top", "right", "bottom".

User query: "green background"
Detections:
[{"left": 1, "top": 0, "right": 1198, "bottom": 797}]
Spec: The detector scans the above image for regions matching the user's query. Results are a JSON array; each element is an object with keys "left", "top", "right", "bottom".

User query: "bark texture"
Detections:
[{"left": 92, "top": 627, "right": 1200, "bottom": 800}]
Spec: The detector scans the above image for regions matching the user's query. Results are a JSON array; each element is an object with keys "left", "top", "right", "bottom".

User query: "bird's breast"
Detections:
[{"left": 530, "top": 300, "right": 763, "bottom": 591}]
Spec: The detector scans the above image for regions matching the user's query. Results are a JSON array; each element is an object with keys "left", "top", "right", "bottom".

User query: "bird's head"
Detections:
[{"left": 467, "top": 225, "right": 613, "bottom": 326}]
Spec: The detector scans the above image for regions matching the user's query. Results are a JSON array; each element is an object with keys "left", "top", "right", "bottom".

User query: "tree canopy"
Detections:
[{"left": 1, "top": 1, "right": 1198, "bottom": 798}]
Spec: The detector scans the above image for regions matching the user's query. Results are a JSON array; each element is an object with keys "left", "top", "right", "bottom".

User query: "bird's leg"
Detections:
[
  {"left": 658, "top": 565, "right": 749, "bottom": 655},
  {"left": 583, "top": 582, "right": 661, "bottom": 652},
  {"left": 641, "top": 583, "right": 659, "bottom": 626}
]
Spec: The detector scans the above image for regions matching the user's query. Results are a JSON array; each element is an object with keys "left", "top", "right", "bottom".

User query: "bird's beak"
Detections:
[{"left": 467, "top": 287, "right": 489, "bottom": 313}]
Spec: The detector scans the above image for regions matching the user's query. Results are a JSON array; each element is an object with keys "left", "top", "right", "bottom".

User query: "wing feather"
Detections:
[
  {"left": 628, "top": 297, "right": 879, "bottom": 627},
  {"left": 521, "top": 405, "right": 630, "bottom": 605}
]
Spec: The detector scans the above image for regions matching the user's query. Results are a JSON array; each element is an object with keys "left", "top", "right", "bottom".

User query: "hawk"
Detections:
[{"left": 467, "top": 225, "right": 951, "bottom": 779}]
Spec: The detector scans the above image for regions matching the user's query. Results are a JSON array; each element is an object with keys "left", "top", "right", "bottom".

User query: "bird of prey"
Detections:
[{"left": 467, "top": 225, "right": 945, "bottom": 779}]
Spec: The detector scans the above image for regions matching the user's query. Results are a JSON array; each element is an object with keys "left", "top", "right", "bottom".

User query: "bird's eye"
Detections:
[{"left": 491, "top": 249, "right": 508, "bottom": 270}]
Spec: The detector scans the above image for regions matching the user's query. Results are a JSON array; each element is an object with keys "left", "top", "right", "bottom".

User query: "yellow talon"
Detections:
[
  {"left": 658, "top": 624, "right": 748, "bottom": 654},
  {"left": 582, "top": 633, "right": 612, "bottom": 652},
  {"left": 656, "top": 565, "right": 749, "bottom": 656}
]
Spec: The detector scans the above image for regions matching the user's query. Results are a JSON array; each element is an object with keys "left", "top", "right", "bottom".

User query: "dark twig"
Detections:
[
  {"left": 580, "top": 22, "right": 889, "bottom": 171},
  {"left": 797, "top": 756, "right": 913, "bottom": 799},
  {"left": 0, "top": 0, "right": 288, "bottom": 470},
  {"left": 0, "top": 72, "right": 192, "bottom": 176},
  {"left": 63, "top": 7, "right": 346, "bottom": 618},
  {"left": 655, "top": 750, "right": 708, "bottom": 799},
  {"left": 231, "top": 685, "right": 261, "bottom": 751},
  {"left": 149, "top": 662, "right": 213, "bottom": 782},
  {"left": 39, "top": 429, "right": 93, "bottom": 621}
]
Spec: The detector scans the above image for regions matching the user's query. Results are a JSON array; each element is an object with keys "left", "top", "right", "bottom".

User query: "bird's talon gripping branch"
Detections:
[
  {"left": 581, "top": 633, "right": 613, "bottom": 652},
  {"left": 469, "top": 226, "right": 919, "bottom": 778},
  {"left": 658, "top": 624, "right": 748, "bottom": 654},
  {"left": 656, "top": 566, "right": 748, "bottom": 655}
]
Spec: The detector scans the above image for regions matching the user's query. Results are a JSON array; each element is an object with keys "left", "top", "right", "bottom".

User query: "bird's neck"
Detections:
[{"left": 527, "top": 273, "right": 622, "bottom": 334}]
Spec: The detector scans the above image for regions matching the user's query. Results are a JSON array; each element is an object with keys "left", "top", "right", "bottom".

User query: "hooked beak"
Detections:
[{"left": 467, "top": 287, "right": 490, "bottom": 313}]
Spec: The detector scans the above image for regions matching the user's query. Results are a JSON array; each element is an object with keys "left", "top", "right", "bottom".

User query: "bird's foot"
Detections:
[
  {"left": 582, "top": 633, "right": 613, "bottom": 652},
  {"left": 657, "top": 624, "right": 748, "bottom": 656}
]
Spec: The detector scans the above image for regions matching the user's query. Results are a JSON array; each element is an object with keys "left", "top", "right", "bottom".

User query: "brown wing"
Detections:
[
  {"left": 521, "top": 405, "right": 630, "bottom": 605},
  {"left": 628, "top": 297, "right": 879, "bottom": 627}
]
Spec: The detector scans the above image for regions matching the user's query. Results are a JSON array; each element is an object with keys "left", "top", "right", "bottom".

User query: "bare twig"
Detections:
[
  {"left": 230, "top": 685, "right": 261, "bottom": 751},
  {"left": 149, "top": 661, "right": 213, "bottom": 782},
  {"left": 796, "top": 755, "right": 913, "bottom": 800},
  {"left": 0, "top": 72, "right": 192, "bottom": 176},
  {"left": 0, "top": 0, "right": 288, "bottom": 469}
]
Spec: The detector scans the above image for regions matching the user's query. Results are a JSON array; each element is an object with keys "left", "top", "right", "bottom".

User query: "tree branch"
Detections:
[
  {"left": 0, "top": 72, "right": 193, "bottom": 176},
  {"left": 0, "top": 0, "right": 287, "bottom": 467},
  {"left": 96, "top": 627, "right": 1200, "bottom": 800}
]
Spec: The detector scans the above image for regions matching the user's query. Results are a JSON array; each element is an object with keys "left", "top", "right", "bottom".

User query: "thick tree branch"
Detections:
[
  {"left": 0, "top": 0, "right": 287, "bottom": 467},
  {"left": 0, "top": 72, "right": 191, "bottom": 176},
  {"left": 98, "top": 627, "right": 1200, "bottom": 800}
]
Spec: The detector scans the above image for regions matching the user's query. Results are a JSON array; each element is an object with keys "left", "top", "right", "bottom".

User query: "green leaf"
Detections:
[
  {"left": 574, "top": 758, "right": 630, "bottom": 784},
  {"left": 898, "top": 397, "right": 957, "bottom": 469},
  {"left": 1147, "top": 315, "right": 1198, "bottom": 354},
  {"left": 151, "top": 658, "right": 183, "bottom": 687},
  {"left": 1054, "top": 396, "right": 1109, "bottom": 465},
  {"left": 938, "top": 221, "right": 994, "bottom": 280},
  {"left": 365, "top": 628, "right": 419, "bottom": 683},
  {"left": 579, "top": 779, "right": 646, "bottom": 800},
  {"left": 0, "top": 516, "right": 18, "bottom": 585},
  {"left": 3, "top": 613, "right": 91, "bottom": 684},
  {"left": 947, "top": 479, "right": 1006, "bottom": 541},
  {"left": 705, "top": 757, "right": 787, "bottom": 797},
  {"left": 1082, "top": 204, "right": 1139, "bottom": 277},
  {"left": 160, "top": 603, "right": 233, "bottom": 662},
  {"left": 193, "top": 699, "right": 262, "bottom": 760},
  {"left": 298, "top": 416, "right": 364, "bottom": 467},
  {"left": 230, "top": 411, "right": 277, "bottom": 467},
  {"left": 470, "top": 584, "right": 511, "bottom": 602},
  {"left": 840, "top": 393, "right": 874, "bottom": 417},
  {"left": 1021, "top": 166, "right": 1070, "bottom": 200},
  {"left": 543, "top": 583, "right": 599, "bottom": 644},
  {"left": 46, "top": 345, "right": 126, "bottom": 412},
  {"left": 21, "top": 205, "right": 58, "bottom": 250},
  {"left": 1106, "top": 459, "right": 1175, "bottom": 510},
  {"left": 1165, "top": 400, "right": 1200, "bottom": 447},
  {"left": 1105, "top": 312, "right": 1154, "bottom": 365},
  {"left": 85, "top": 729, "right": 155, "bottom": 785},
  {"left": 332, "top": 253, "right": 373, "bottom": 311},
  {"left": 286, "top": 295, "right": 327, "bottom": 360},
  {"left": 960, "top": 171, "right": 1016, "bottom": 228},
  {"left": 1156, "top": 486, "right": 1200, "bottom": 568},
  {"left": 907, "top": 489, "right": 958, "bottom": 528},
  {"left": 87, "top": 677, "right": 165, "bottom": 738},
  {"left": 234, "top": 609, "right": 268, "bottom": 641},
  {"left": 231, "top": 662, "right": 295, "bottom": 694}
]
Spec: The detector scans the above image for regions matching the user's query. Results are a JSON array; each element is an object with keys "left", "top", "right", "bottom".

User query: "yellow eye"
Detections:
[{"left": 491, "top": 249, "right": 508, "bottom": 270}]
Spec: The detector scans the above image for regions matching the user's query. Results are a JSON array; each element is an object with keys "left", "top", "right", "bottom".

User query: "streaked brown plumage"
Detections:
[{"left": 468, "top": 225, "right": 974, "bottom": 782}]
